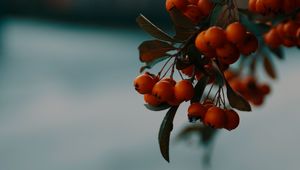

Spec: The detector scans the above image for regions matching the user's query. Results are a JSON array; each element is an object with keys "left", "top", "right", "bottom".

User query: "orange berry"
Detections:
[
  {"left": 282, "top": 38, "right": 295, "bottom": 47},
  {"left": 166, "top": 0, "right": 174, "bottom": 11},
  {"left": 175, "top": 0, "right": 189, "bottom": 10},
  {"left": 195, "top": 31, "right": 213, "bottom": 53},
  {"left": 204, "top": 107, "right": 226, "bottom": 128},
  {"left": 224, "top": 109, "right": 240, "bottom": 131},
  {"left": 152, "top": 81, "right": 174, "bottom": 102},
  {"left": 251, "top": 95, "right": 264, "bottom": 106},
  {"left": 174, "top": 80, "right": 195, "bottom": 101},
  {"left": 283, "top": 0, "right": 297, "bottom": 14},
  {"left": 188, "top": 103, "right": 207, "bottom": 120},
  {"left": 134, "top": 73, "right": 156, "bottom": 94},
  {"left": 181, "top": 65, "right": 195, "bottom": 77},
  {"left": 262, "top": 0, "right": 281, "bottom": 13},
  {"left": 197, "top": 0, "right": 214, "bottom": 16},
  {"left": 264, "top": 29, "right": 282, "bottom": 49},
  {"left": 183, "top": 5, "right": 204, "bottom": 23},
  {"left": 248, "top": 0, "right": 257, "bottom": 12},
  {"left": 283, "top": 21, "right": 299, "bottom": 39},
  {"left": 255, "top": 0, "right": 267, "bottom": 15},
  {"left": 168, "top": 97, "right": 182, "bottom": 106},
  {"left": 226, "top": 22, "right": 247, "bottom": 44},
  {"left": 144, "top": 94, "right": 162, "bottom": 106},
  {"left": 205, "top": 26, "right": 227, "bottom": 48},
  {"left": 188, "top": 0, "right": 199, "bottom": 5},
  {"left": 238, "top": 32, "right": 258, "bottom": 55},
  {"left": 276, "top": 23, "right": 286, "bottom": 39},
  {"left": 216, "top": 42, "right": 240, "bottom": 64},
  {"left": 161, "top": 78, "right": 177, "bottom": 86},
  {"left": 259, "top": 84, "right": 271, "bottom": 95},
  {"left": 224, "top": 70, "right": 237, "bottom": 81}
]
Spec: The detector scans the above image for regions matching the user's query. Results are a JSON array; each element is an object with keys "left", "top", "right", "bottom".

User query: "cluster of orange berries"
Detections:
[
  {"left": 264, "top": 19, "right": 300, "bottom": 48},
  {"left": 195, "top": 22, "right": 258, "bottom": 65},
  {"left": 134, "top": 72, "right": 195, "bottom": 107},
  {"left": 165, "top": 0, "right": 214, "bottom": 23},
  {"left": 226, "top": 71, "right": 271, "bottom": 106},
  {"left": 188, "top": 101, "right": 240, "bottom": 130},
  {"left": 248, "top": 0, "right": 300, "bottom": 15}
]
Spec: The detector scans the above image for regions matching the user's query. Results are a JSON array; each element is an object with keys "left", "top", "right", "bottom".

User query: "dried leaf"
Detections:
[
  {"left": 159, "top": 106, "right": 178, "bottom": 162},
  {"left": 263, "top": 55, "right": 277, "bottom": 79},
  {"left": 138, "top": 40, "right": 175, "bottom": 62},
  {"left": 136, "top": 14, "right": 175, "bottom": 42},
  {"left": 226, "top": 80, "right": 251, "bottom": 111}
]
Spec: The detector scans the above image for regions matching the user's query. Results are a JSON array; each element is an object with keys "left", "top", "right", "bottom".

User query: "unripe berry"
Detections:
[
  {"left": 134, "top": 73, "right": 156, "bottom": 94},
  {"left": 174, "top": 80, "right": 195, "bottom": 101}
]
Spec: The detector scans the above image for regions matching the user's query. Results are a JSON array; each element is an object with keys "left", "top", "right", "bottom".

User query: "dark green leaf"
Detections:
[
  {"left": 140, "top": 56, "right": 169, "bottom": 73},
  {"left": 144, "top": 103, "right": 171, "bottom": 111},
  {"left": 211, "top": 61, "right": 225, "bottom": 87},
  {"left": 136, "top": 14, "right": 175, "bottom": 42},
  {"left": 138, "top": 40, "right": 175, "bottom": 63},
  {"left": 174, "top": 26, "right": 196, "bottom": 42},
  {"left": 268, "top": 47, "right": 284, "bottom": 60},
  {"left": 249, "top": 57, "right": 257, "bottom": 75},
  {"left": 175, "top": 59, "right": 192, "bottom": 70},
  {"left": 239, "top": 14, "right": 270, "bottom": 36},
  {"left": 169, "top": 8, "right": 195, "bottom": 29},
  {"left": 159, "top": 106, "right": 179, "bottom": 162},
  {"left": 263, "top": 55, "right": 277, "bottom": 79},
  {"left": 191, "top": 75, "right": 209, "bottom": 103},
  {"left": 210, "top": 4, "right": 224, "bottom": 26},
  {"left": 225, "top": 80, "right": 251, "bottom": 111}
]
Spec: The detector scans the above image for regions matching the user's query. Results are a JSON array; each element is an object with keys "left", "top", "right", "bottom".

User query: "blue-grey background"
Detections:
[{"left": 0, "top": 1, "right": 299, "bottom": 170}]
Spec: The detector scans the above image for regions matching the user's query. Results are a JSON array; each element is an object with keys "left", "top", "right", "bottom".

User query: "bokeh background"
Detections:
[{"left": 0, "top": 0, "right": 299, "bottom": 170}]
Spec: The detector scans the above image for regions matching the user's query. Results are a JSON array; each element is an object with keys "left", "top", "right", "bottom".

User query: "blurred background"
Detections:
[{"left": 0, "top": 0, "right": 299, "bottom": 170}]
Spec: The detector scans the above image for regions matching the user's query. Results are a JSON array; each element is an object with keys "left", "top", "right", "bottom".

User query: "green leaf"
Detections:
[
  {"left": 225, "top": 80, "right": 251, "bottom": 111},
  {"left": 239, "top": 14, "right": 270, "bottom": 36},
  {"left": 268, "top": 47, "right": 284, "bottom": 60},
  {"left": 174, "top": 26, "right": 196, "bottom": 42},
  {"left": 140, "top": 56, "right": 169, "bottom": 73},
  {"left": 263, "top": 55, "right": 277, "bottom": 79},
  {"left": 136, "top": 14, "right": 175, "bottom": 42},
  {"left": 159, "top": 106, "right": 179, "bottom": 162},
  {"left": 211, "top": 61, "right": 225, "bottom": 87},
  {"left": 144, "top": 103, "right": 171, "bottom": 111},
  {"left": 191, "top": 75, "right": 209, "bottom": 103},
  {"left": 169, "top": 8, "right": 195, "bottom": 29},
  {"left": 138, "top": 40, "right": 175, "bottom": 63},
  {"left": 210, "top": 4, "right": 224, "bottom": 26}
]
